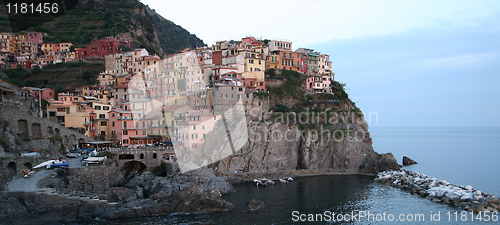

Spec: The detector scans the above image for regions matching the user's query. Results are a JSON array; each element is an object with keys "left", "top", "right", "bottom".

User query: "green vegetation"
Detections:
[
  {"left": 253, "top": 92, "right": 270, "bottom": 98},
  {"left": 3, "top": 61, "right": 103, "bottom": 92},
  {"left": 49, "top": 136, "right": 63, "bottom": 144},
  {"left": 266, "top": 69, "right": 305, "bottom": 99},
  {"left": 263, "top": 69, "right": 365, "bottom": 130}
]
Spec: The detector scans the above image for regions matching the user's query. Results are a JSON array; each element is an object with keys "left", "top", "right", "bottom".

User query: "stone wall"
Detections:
[{"left": 0, "top": 104, "right": 91, "bottom": 152}]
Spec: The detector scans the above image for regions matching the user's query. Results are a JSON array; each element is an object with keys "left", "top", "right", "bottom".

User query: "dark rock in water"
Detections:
[
  {"left": 362, "top": 153, "right": 401, "bottom": 174},
  {"left": 245, "top": 199, "right": 271, "bottom": 211},
  {"left": 167, "top": 186, "right": 234, "bottom": 214},
  {"left": 402, "top": 156, "right": 418, "bottom": 166}
]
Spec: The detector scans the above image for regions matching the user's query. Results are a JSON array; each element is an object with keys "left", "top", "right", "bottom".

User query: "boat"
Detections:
[
  {"left": 82, "top": 156, "right": 107, "bottom": 164},
  {"left": 50, "top": 162, "right": 69, "bottom": 169},
  {"left": 33, "top": 160, "right": 56, "bottom": 169}
]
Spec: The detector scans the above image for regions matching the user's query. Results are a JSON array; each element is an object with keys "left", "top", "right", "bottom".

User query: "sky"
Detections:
[{"left": 142, "top": 0, "right": 500, "bottom": 127}]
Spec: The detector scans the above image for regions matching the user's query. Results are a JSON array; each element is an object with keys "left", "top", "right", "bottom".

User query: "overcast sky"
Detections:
[{"left": 142, "top": 0, "right": 500, "bottom": 127}]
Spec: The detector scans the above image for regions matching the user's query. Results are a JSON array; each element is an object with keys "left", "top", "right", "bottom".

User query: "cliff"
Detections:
[{"left": 208, "top": 70, "right": 400, "bottom": 175}]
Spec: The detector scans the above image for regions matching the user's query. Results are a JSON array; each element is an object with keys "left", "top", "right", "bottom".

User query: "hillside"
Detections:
[
  {"left": 1, "top": 60, "right": 104, "bottom": 92},
  {"left": 0, "top": 0, "right": 205, "bottom": 55}
]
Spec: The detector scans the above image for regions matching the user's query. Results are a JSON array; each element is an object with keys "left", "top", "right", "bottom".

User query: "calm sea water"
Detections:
[{"left": 92, "top": 127, "right": 500, "bottom": 224}]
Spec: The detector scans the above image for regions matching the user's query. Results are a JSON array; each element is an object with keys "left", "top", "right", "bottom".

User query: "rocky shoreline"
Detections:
[{"left": 375, "top": 170, "right": 500, "bottom": 213}]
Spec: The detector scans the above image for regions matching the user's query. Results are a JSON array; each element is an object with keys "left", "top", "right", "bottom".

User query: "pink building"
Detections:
[
  {"left": 26, "top": 31, "right": 43, "bottom": 44},
  {"left": 25, "top": 87, "right": 55, "bottom": 100},
  {"left": 305, "top": 74, "right": 332, "bottom": 93},
  {"left": 108, "top": 110, "right": 148, "bottom": 146}
]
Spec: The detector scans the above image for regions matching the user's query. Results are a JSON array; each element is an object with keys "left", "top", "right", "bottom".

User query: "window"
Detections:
[
  {"left": 202, "top": 125, "right": 206, "bottom": 130},
  {"left": 153, "top": 153, "right": 157, "bottom": 159},
  {"left": 203, "top": 134, "right": 206, "bottom": 139},
  {"left": 123, "top": 121, "right": 127, "bottom": 127},
  {"left": 99, "top": 114, "right": 105, "bottom": 119},
  {"left": 95, "top": 106, "right": 101, "bottom": 110},
  {"left": 49, "top": 111, "right": 56, "bottom": 117},
  {"left": 111, "top": 131, "right": 115, "bottom": 135},
  {"left": 100, "top": 131, "right": 105, "bottom": 136},
  {"left": 192, "top": 134, "right": 197, "bottom": 139},
  {"left": 238, "top": 88, "right": 243, "bottom": 91},
  {"left": 193, "top": 125, "right": 196, "bottom": 130},
  {"left": 101, "top": 121, "right": 107, "bottom": 126},
  {"left": 112, "top": 121, "right": 115, "bottom": 127},
  {"left": 123, "top": 130, "right": 128, "bottom": 135},
  {"left": 143, "top": 131, "right": 146, "bottom": 135}
]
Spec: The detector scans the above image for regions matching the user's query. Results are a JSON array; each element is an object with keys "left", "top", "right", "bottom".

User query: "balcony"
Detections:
[
  {"left": 149, "top": 124, "right": 160, "bottom": 128},
  {"left": 117, "top": 116, "right": 132, "bottom": 120}
]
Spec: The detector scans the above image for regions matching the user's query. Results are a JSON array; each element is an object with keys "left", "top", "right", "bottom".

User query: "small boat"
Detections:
[
  {"left": 50, "top": 162, "right": 69, "bottom": 169},
  {"left": 33, "top": 160, "right": 56, "bottom": 169},
  {"left": 279, "top": 179, "right": 288, "bottom": 183},
  {"left": 288, "top": 177, "right": 294, "bottom": 182}
]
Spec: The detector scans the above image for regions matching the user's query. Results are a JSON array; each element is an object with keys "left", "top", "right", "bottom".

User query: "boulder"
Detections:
[
  {"left": 362, "top": 153, "right": 401, "bottom": 174},
  {"left": 402, "top": 156, "right": 418, "bottom": 166},
  {"left": 0, "top": 194, "right": 28, "bottom": 221},
  {"left": 106, "top": 187, "right": 137, "bottom": 202},
  {"left": 485, "top": 194, "right": 499, "bottom": 204},
  {"left": 167, "top": 186, "right": 234, "bottom": 214},
  {"left": 245, "top": 199, "right": 271, "bottom": 211}
]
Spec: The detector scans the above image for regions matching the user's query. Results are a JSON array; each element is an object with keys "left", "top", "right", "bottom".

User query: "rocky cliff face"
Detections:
[{"left": 212, "top": 95, "right": 400, "bottom": 175}]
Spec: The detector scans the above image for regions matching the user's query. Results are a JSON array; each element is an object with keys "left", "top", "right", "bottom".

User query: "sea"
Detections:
[{"left": 90, "top": 127, "right": 500, "bottom": 224}]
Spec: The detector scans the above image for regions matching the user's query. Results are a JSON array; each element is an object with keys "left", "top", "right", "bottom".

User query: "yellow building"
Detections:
[
  {"left": 41, "top": 43, "right": 53, "bottom": 53},
  {"left": 239, "top": 50, "right": 266, "bottom": 72},
  {"left": 92, "top": 102, "right": 112, "bottom": 140}
]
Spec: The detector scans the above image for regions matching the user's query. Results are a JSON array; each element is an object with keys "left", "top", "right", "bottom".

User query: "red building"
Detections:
[
  {"left": 21, "top": 60, "right": 32, "bottom": 69},
  {"left": 76, "top": 36, "right": 132, "bottom": 59}
]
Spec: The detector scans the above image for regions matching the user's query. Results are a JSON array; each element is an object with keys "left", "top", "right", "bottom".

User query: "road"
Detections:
[{"left": 7, "top": 155, "right": 86, "bottom": 192}]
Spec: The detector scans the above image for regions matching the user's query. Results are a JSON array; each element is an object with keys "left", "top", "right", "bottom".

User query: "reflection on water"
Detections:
[
  {"left": 83, "top": 127, "right": 498, "bottom": 224},
  {"left": 86, "top": 175, "right": 486, "bottom": 225}
]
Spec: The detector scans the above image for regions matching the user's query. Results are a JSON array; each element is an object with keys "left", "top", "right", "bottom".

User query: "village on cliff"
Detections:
[{"left": 0, "top": 33, "right": 335, "bottom": 154}]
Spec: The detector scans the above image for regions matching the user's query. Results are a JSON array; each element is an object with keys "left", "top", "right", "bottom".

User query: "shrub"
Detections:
[{"left": 253, "top": 92, "right": 270, "bottom": 98}]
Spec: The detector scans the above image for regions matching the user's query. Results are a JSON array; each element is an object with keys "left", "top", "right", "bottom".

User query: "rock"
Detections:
[
  {"left": 106, "top": 187, "right": 137, "bottom": 202},
  {"left": 0, "top": 194, "right": 28, "bottom": 221},
  {"left": 167, "top": 186, "right": 234, "bottom": 214},
  {"left": 362, "top": 153, "right": 401, "bottom": 174},
  {"left": 472, "top": 202, "right": 489, "bottom": 213},
  {"left": 149, "top": 191, "right": 171, "bottom": 201},
  {"left": 486, "top": 194, "right": 499, "bottom": 204},
  {"left": 205, "top": 176, "right": 235, "bottom": 195},
  {"left": 245, "top": 199, "right": 271, "bottom": 211},
  {"left": 402, "top": 156, "right": 418, "bottom": 166}
]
